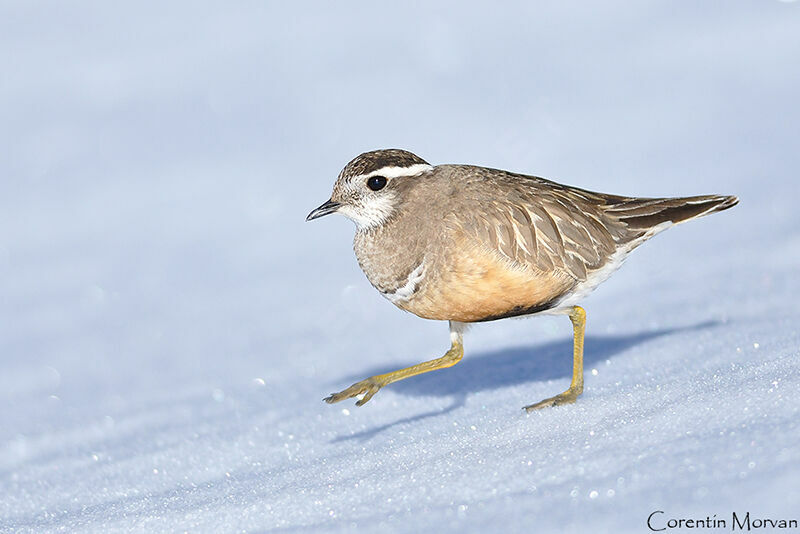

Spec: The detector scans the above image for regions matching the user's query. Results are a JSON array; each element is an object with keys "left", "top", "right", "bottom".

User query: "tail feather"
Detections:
[{"left": 607, "top": 194, "right": 738, "bottom": 231}]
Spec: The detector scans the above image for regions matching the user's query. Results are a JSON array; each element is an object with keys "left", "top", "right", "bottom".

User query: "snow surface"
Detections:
[{"left": 2, "top": 2, "right": 799, "bottom": 533}]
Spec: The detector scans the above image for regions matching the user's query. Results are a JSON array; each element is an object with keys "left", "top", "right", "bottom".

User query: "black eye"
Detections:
[{"left": 367, "top": 175, "right": 387, "bottom": 191}]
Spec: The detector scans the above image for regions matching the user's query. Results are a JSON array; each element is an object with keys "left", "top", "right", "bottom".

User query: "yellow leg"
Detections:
[
  {"left": 325, "top": 322, "right": 465, "bottom": 407},
  {"left": 524, "top": 306, "right": 586, "bottom": 412}
]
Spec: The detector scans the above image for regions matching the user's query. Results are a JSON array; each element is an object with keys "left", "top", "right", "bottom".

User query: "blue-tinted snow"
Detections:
[{"left": 1, "top": 2, "right": 799, "bottom": 532}]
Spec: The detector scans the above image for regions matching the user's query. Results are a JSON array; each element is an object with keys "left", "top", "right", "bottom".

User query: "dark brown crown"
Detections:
[{"left": 339, "top": 149, "right": 429, "bottom": 179}]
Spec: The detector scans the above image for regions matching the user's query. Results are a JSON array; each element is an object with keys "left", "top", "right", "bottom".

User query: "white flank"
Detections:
[
  {"left": 383, "top": 262, "right": 425, "bottom": 304},
  {"left": 554, "top": 221, "right": 673, "bottom": 310}
]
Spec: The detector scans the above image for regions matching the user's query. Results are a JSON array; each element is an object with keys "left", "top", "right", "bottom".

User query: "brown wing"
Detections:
[
  {"left": 451, "top": 169, "right": 624, "bottom": 282},
  {"left": 450, "top": 166, "right": 737, "bottom": 283}
]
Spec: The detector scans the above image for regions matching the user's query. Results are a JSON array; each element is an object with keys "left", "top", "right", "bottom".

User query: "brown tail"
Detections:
[{"left": 605, "top": 194, "right": 738, "bottom": 231}]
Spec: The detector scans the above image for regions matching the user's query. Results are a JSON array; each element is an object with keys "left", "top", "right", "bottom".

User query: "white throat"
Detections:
[{"left": 338, "top": 194, "right": 397, "bottom": 231}]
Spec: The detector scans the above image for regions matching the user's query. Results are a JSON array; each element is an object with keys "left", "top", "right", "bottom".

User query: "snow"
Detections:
[{"left": 2, "top": 2, "right": 799, "bottom": 532}]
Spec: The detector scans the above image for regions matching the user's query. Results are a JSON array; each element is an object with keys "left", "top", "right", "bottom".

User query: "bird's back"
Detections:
[{"left": 437, "top": 164, "right": 737, "bottom": 282}]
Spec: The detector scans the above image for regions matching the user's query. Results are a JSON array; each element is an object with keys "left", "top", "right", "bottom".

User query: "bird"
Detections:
[{"left": 306, "top": 149, "right": 738, "bottom": 412}]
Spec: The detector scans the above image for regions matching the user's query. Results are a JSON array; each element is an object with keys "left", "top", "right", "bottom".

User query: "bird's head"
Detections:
[{"left": 306, "top": 149, "right": 432, "bottom": 230}]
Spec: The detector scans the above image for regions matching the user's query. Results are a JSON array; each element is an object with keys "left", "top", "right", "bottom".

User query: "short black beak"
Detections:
[{"left": 306, "top": 199, "right": 341, "bottom": 221}]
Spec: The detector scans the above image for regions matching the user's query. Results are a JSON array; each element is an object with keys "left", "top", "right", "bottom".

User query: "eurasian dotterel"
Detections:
[{"left": 307, "top": 149, "right": 738, "bottom": 411}]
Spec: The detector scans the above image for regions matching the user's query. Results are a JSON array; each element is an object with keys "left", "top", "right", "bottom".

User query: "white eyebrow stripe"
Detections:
[{"left": 356, "top": 164, "right": 433, "bottom": 180}]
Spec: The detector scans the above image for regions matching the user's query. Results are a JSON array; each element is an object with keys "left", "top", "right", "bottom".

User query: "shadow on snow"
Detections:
[{"left": 330, "top": 320, "right": 717, "bottom": 442}]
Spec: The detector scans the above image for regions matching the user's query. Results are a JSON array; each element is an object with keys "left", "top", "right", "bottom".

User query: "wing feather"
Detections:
[
  {"left": 443, "top": 165, "right": 735, "bottom": 285},
  {"left": 455, "top": 171, "right": 621, "bottom": 282}
]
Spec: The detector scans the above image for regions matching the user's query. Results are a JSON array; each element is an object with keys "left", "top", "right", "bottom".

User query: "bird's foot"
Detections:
[
  {"left": 523, "top": 388, "right": 581, "bottom": 412},
  {"left": 324, "top": 376, "right": 384, "bottom": 406},
  {"left": 324, "top": 328, "right": 465, "bottom": 408}
]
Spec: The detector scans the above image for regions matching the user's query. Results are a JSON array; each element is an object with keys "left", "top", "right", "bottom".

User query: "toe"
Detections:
[
  {"left": 323, "top": 393, "right": 341, "bottom": 404},
  {"left": 523, "top": 398, "right": 555, "bottom": 412},
  {"left": 523, "top": 391, "right": 579, "bottom": 412},
  {"left": 324, "top": 378, "right": 383, "bottom": 406},
  {"left": 354, "top": 385, "right": 380, "bottom": 406}
]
